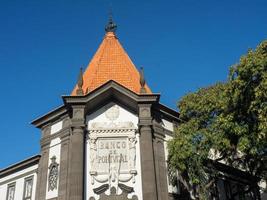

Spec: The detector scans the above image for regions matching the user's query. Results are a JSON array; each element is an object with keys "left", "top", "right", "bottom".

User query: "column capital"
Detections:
[
  {"left": 71, "top": 121, "right": 86, "bottom": 129},
  {"left": 152, "top": 121, "right": 165, "bottom": 139},
  {"left": 138, "top": 103, "right": 153, "bottom": 126},
  {"left": 70, "top": 104, "right": 86, "bottom": 130},
  {"left": 139, "top": 124, "right": 152, "bottom": 130},
  {"left": 138, "top": 103, "right": 152, "bottom": 116},
  {"left": 71, "top": 106, "right": 85, "bottom": 119}
]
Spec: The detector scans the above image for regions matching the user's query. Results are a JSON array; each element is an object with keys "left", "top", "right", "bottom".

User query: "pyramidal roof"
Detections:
[{"left": 71, "top": 23, "right": 151, "bottom": 95}]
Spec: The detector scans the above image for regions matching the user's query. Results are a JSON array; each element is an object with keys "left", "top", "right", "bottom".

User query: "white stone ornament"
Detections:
[
  {"left": 88, "top": 132, "right": 138, "bottom": 198},
  {"left": 87, "top": 103, "right": 141, "bottom": 199},
  {"left": 91, "top": 122, "right": 135, "bottom": 130},
  {"left": 90, "top": 138, "right": 97, "bottom": 173},
  {"left": 105, "top": 105, "right": 120, "bottom": 121},
  {"left": 128, "top": 136, "right": 137, "bottom": 170}
]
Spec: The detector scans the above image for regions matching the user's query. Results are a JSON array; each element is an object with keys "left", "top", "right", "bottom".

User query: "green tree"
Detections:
[{"left": 168, "top": 40, "right": 267, "bottom": 199}]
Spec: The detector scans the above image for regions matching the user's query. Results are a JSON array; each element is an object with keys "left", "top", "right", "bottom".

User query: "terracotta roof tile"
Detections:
[{"left": 71, "top": 32, "right": 151, "bottom": 95}]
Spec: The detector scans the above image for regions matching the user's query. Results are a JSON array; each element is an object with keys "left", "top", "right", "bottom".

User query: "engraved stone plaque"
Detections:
[{"left": 96, "top": 137, "right": 129, "bottom": 173}]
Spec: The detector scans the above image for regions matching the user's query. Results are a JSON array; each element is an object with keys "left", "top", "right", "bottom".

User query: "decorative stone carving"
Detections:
[
  {"left": 90, "top": 186, "right": 138, "bottom": 200},
  {"left": 140, "top": 107, "right": 150, "bottom": 117},
  {"left": 88, "top": 129, "right": 138, "bottom": 199},
  {"left": 128, "top": 136, "right": 136, "bottom": 170},
  {"left": 48, "top": 156, "right": 59, "bottom": 191},
  {"left": 109, "top": 162, "right": 119, "bottom": 187},
  {"left": 90, "top": 137, "right": 97, "bottom": 173},
  {"left": 76, "top": 67, "right": 84, "bottom": 96},
  {"left": 105, "top": 105, "right": 120, "bottom": 121},
  {"left": 73, "top": 110, "right": 83, "bottom": 119},
  {"left": 93, "top": 184, "right": 109, "bottom": 195},
  {"left": 87, "top": 104, "right": 140, "bottom": 199},
  {"left": 91, "top": 122, "right": 135, "bottom": 130}
]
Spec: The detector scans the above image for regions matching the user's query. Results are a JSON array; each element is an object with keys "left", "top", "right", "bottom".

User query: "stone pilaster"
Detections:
[
  {"left": 138, "top": 104, "right": 158, "bottom": 200},
  {"left": 58, "top": 126, "right": 71, "bottom": 200},
  {"left": 153, "top": 122, "right": 169, "bottom": 200},
  {"left": 35, "top": 137, "right": 50, "bottom": 200},
  {"left": 67, "top": 105, "right": 85, "bottom": 200}
]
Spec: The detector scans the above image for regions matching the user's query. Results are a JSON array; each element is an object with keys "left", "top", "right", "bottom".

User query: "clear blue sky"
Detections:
[{"left": 0, "top": 0, "right": 266, "bottom": 169}]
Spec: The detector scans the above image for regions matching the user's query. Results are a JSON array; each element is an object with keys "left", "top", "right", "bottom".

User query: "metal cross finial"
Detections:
[
  {"left": 76, "top": 67, "right": 84, "bottom": 95},
  {"left": 105, "top": 7, "right": 117, "bottom": 33}
]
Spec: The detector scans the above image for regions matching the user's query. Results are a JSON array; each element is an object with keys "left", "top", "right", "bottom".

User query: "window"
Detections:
[
  {"left": 23, "top": 176, "right": 34, "bottom": 200},
  {"left": 6, "top": 182, "right": 15, "bottom": 200}
]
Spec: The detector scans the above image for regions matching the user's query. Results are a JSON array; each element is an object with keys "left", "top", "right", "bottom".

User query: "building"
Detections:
[{"left": 0, "top": 18, "right": 265, "bottom": 200}]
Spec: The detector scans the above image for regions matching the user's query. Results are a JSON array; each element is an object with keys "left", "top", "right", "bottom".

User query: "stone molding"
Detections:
[
  {"left": 42, "top": 123, "right": 52, "bottom": 138},
  {"left": 40, "top": 128, "right": 70, "bottom": 149},
  {"left": 0, "top": 155, "right": 40, "bottom": 179},
  {"left": 90, "top": 121, "right": 135, "bottom": 130},
  {"left": 153, "top": 123, "right": 166, "bottom": 140},
  {"left": 46, "top": 198, "right": 58, "bottom": 200},
  {"left": 89, "top": 128, "right": 136, "bottom": 134},
  {"left": 0, "top": 169, "right": 38, "bottom": 186},
  {"left": 31, "top": 105, "right": 68, "bottom": 129}
]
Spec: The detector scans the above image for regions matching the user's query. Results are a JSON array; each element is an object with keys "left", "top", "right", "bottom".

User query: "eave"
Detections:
[
  {"left": 0, "top": 155, "right": 41, "bottom": 178},
  {"left": 31, "top": 105, "right": 68, "bottom": 129},
  {"left": 158, "top": 103, "right": 180, "bottom": 122},
  {"left": 31, "top": 80, "right": 180, "bottom": 129},
  {"left": 63, "top": 80, "right": 160, "bottom": 115}
]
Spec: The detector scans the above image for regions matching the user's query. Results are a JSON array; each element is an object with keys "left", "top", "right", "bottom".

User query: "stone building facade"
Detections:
[
  {"left": 0, "top": 19, "right": 180, "bottom": 200},
  {"left": 0, "top": 19, "right": 265, "bottom": 200}
]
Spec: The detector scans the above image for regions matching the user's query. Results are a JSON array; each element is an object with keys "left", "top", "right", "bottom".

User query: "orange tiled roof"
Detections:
[{"left": 71, "top": 31, "right": 151, "bottom": 95}]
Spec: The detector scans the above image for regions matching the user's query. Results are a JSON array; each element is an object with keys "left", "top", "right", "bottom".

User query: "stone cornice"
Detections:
[
  {"left": 31, "top": 105, "right": 68, "bottom": 129},
  {"left": 40, "top": 127, "right": 71, "bottom": 146},
  {"left": 63, "top": 81, "right": 160, "bottom": 118},
  {"left": 0, "top": 169, "right": 37, "bottom": 186},
  {"left": 153, "top": 123, "right": 165, "bottom": 139},
  {"left": 88, "top": 128, "right": 136, "bottom": 134},
  {"left": 0, "top": 155, "right": 40, "bottom": 178},
  {"left": 158, "top": 103, "right": 180, "bottom": 122},
  {"left": 163, "top": 129, "right": 174, "bottom": 137},
  {"left": 62, "top": 80, "right": 160, "bottom": 105},
  {"left": 31, "top": 81, "right": 180, "bottom": 133}
]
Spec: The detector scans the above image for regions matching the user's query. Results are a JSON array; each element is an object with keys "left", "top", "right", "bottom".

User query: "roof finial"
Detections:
[
  {"left": 76, "top": 67, "right": 84, "bottom": 96},
  {"left": 105, "top": 7, "right": 117, "bottom": 33},
  {"left": 139, "top": 67, "right": 147, "bottom": 94}
]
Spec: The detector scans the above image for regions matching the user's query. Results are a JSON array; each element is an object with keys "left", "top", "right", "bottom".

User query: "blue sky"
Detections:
[{"left": 0, "top": 0, "right": 266, "bottom": 168}]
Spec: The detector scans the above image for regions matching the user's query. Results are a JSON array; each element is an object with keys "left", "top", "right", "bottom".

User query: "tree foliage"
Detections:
[{"left": 168, "top": 40, "right": 267, "bottom": 199}]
